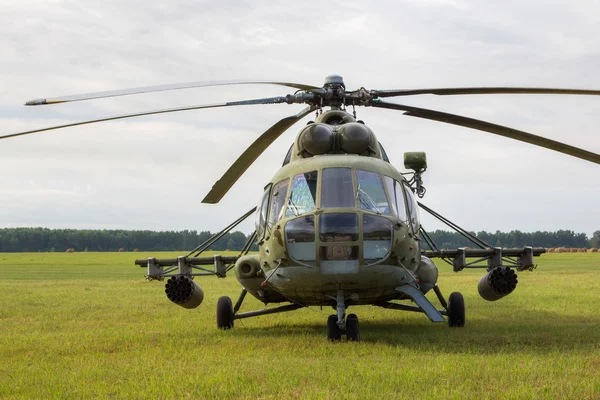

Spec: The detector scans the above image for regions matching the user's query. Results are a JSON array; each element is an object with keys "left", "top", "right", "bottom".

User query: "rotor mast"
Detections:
[{"left": 322, "top": 74, "right": 347, "bottom": 111}]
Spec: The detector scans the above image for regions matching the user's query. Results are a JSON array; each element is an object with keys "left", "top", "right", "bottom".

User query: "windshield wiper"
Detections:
[
  {"left": 287, "top": 197, "right": 300, "bottom": 216},
  {"left": 356, "top": 184, "right": 383, "bottom": 214}
]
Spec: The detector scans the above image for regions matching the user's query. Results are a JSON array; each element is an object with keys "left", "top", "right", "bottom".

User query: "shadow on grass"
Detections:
[
  {"left": 230, "top": 308, "right": 600, "bottom": 354},
  {"left": 360, "top": 310, "right": 600, "bottom": 351}
]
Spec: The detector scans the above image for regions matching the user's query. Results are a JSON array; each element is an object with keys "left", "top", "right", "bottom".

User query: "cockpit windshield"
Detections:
[
  {"left": 321, "top": 168, "right": 354, "bottom": 208},
  {"left": 356, "top": 170, "right": 391, "bottom": 215},
  {"left": 286, "top": 171, "right": 317, "bottom": 217}
]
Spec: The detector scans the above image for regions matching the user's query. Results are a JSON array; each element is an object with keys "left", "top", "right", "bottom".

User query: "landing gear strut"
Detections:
[
  {"left": 434, "top": 285, "right": 466, "bottom": 327},
  {"left": 217, "top": 288, "right": 304, "bottom": 329}
]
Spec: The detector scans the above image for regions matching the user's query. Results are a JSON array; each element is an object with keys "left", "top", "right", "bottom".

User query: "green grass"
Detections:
[{"left": 1, "top": 252, "right": 599, "bottom": 399}]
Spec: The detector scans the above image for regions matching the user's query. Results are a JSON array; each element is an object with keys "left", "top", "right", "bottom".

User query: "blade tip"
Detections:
[
  {"left": 24, "top": 98, "right": 66, "bottom": 106},
  {"left": 25, "top": 99, "right": 46, "bottom": 106},
  {"left": 201, "top": 196, "right": 219, "bottom": 204}
]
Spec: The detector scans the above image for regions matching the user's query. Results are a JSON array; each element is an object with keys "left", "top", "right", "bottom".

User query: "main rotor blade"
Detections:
[
  {"left": 1, "top": 96, "right": 289, "bottom": 140},
  {"left": 202, "top": 106, "right": 316, "bottom": 204},
  {"left": 372, "top": 100, "right": 600, "bottom": 165},
  {"left": 371, "top": 87, "right": 600, "bottom": 98},
  {"left": 25, "top": 79, "right": 318, "bottom": 106}
]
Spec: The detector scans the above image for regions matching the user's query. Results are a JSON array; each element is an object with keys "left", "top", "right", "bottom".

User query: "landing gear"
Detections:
[
  {"left": 447, "top": 292, "right": 465, "bottom": 327},
  {"left": 346, "top": 314, "right": 360, "bottom": 341},
  {"left": 326, "top": 313, "right": 361, "bottom": 341},
  {"left": 327, "top": 315, "right": 342, "bottom": 341},
  {"left": 326, "top": 289, "right": 361, "bottom": 341},
  {"left": 217, "top": 296, "right": 234, "bottom": 329}
]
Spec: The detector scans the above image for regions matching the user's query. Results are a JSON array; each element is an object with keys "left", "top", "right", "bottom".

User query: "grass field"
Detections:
[{"left": 1, "top": 251, "right": 599, "bottom": 399}]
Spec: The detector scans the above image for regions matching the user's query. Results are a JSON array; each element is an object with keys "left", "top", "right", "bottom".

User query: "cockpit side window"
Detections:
[
  {"left": 403, "top": 182, "right": 420, "bottom": 233},
  {"left": 356, "top": 170, "right": 391, "bottom": 215},
  {"left": 255, "top": 186, "right": 271, "bottom": 240},
  {"left": 267, "top": 178, "right": 290, "bottom": 229},
  {"left": 286, "top": 171, "right": 317, "bottom": 217},
  {"left": 383, "top": 176, "right": 408, "bottom": 222},
  {"left": 321, "top": 168, "right": 354, "bottom": 208},
  {"left": 282, "top": 144, "right": 293, "bottom": 166},
  {"left": 379, "top": 142, "right": 390, "bottom": 163}
]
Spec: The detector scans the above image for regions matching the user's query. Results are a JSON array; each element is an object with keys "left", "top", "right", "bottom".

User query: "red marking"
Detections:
[
  {"left": 409, "top": 246, "right": 414, "bottom": 250},
  {"left": 415, "top": 279, "right": 420, "bottom": 284},
  {"left": 260, "top": 281, "right": 267, "bottom": 287}
]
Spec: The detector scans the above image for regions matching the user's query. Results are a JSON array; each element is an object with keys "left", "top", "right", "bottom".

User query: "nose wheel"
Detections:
[
  {"left": 345, "top": 314, "right": 360, "bottom": 341},
  {"left": 327, "top": 315, "right": 342, "bottom": 341},
  {"left": 326, "top": 313, "right": 361, "bottom": 342}
]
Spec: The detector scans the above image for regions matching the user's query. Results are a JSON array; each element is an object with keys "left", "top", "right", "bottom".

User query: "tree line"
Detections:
[
  {"left": 0, "top": 227, "right": 598, "bottom": 253},
  {"left": 0, "top": 228, "right": 254, "bottom": 253},
  {"left": 425, "top": 229, "right": 599, "bottom": 250}
]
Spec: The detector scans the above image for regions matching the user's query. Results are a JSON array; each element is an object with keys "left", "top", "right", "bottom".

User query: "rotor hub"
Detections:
[{"left": 324, "top": 74, "right": 345, "bottom": 88}]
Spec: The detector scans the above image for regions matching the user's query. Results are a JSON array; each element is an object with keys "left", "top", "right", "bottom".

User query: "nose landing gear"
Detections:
[
  {"left": 327, "top": 313, "right": 361, "bottom": 341},
  {"left": 327, "top": 290, "right": 361, "bottom": 341}
]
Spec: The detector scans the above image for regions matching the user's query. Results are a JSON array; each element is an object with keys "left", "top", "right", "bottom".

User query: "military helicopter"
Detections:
[{"left": 4, "top": 75, "right": 599, "bottom": 341}]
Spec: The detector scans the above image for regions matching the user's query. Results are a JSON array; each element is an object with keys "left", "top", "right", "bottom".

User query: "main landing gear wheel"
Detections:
[
  {"left": 327, "top": 315, "right": 342, "bottom": 341},
  {"left": 217, "top": 296, "right": 234, "bottom": 330},
  {"left": 447, "top": 292, "right": 465, "bottom": 327},
  {"left": 346, "top": 313, "right": 360, "bottom": 342}
]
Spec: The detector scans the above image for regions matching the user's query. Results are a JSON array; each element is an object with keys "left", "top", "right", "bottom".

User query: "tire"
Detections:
[
  {"left": 447, "top": 292, "right": 465, "bottom": 327},
  {"left": 327, "top": 315, "right": 342, "bottom": 341},
  {"left": 217, "top": 296, "right": 234, "bottom": 330},
  {"left": 346, "top": 313, "right": 360, "bottom": 342}
]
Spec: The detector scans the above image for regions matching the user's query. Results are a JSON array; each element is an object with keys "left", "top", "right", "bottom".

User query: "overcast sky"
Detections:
[{"left": 0, "top": 0, "right": 598, "bottom": 237}]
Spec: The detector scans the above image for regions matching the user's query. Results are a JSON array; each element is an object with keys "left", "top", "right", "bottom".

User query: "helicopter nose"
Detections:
[{"left": 284, "top": 213, "right": 394, "bottom": 271}]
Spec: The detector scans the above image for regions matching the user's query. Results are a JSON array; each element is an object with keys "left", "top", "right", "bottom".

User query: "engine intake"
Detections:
[
  {"left": 478, "top": 266, "right": 518, "bottom": 301},
  {"left": 165, "top": 275, "right": 204, "bottom": 309}
]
